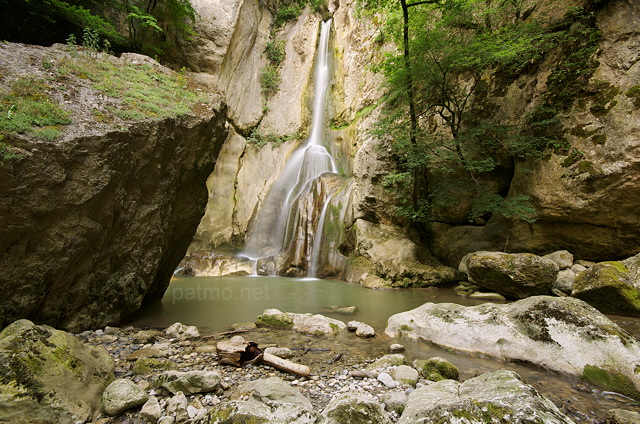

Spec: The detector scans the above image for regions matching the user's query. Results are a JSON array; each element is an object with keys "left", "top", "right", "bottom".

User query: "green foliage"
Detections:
[
  {"left": 0, "top": 77, "right": 71, "bottom": 140},
  {"left": 368, "top": 0, "right": 602, "bottom": 225},
  {"left": 58, "top": 56, "right": 202, "bottom": 119},
  {"left": 0, "top": 142, "right": 26, "bottom": 165},
  {"left": 265, "top": 39, "right": 286, "bottom": 66},
  {"left": 43, "top": 0, "right": 123, "bottom": 43},
  {"left": 260, "top": 64, "right": 281, "bottom": 98},
  {"left": 247, "top": 127, "right": 298, "bottom": 148}
]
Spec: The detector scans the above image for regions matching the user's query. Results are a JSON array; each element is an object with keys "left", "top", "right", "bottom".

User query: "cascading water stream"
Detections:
[
  {"left": 242, "top": 19, "right": 337, "bottom": 277},
  {"left": 308, "top": 193, "right": 334, "bottom": 278}
]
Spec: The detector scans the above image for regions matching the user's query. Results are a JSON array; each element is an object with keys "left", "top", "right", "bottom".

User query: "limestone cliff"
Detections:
[
  {"left": 183, "top": 0, "right": 639, "bottom": 282},
  {"left": 429, "top": 0, "right": 640, "bottom": 266},
  {"left": 0, "top": 44, "right": 228, "bottom": 331}
]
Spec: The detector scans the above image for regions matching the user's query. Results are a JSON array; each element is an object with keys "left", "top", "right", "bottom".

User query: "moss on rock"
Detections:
[
  {"left": 255, "top": 309, "right": 294, "bottom": 329},
  {"left": 572, "top": 261, "right": 640, "bottom": 316},
  {"left": 132, "top": 357, "right": 178, "bottom": 375},
  {"left": 0, "top": 319, "right": 114, "bottom": 423},
  {"left": 583, "top": 365, "right": 640, "bottom": 400},
  {"left": 415, "top": 357, "right": 459, "bottom": 381}
]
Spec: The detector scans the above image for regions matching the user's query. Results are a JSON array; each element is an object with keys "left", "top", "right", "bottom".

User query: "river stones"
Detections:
[
  {"left": 397, "top": 370, "right": 575, "bottom": 424},
  {"left": 0, "top": 319, "right": 114, "bottom": 423},
  {"left": 390, "top": 365, "right": 419, "bottom": 387},
  {"left": 463, "top": 252, "right": 559, "bottom": 298},
  {"left": 347, "top": 320, "right": 376, "bottom": 338},
  {"left": 386, "top": 296, "right": 640, "bottom": 399},
  {"left": 367, "top": 354, "right": 406, "bottom": 371},
  {"left": 413, "top": 357, "right": 459, "bottom": 382},
  {"left": 165, "top": 322, "right": 200, "bottom": 340}
]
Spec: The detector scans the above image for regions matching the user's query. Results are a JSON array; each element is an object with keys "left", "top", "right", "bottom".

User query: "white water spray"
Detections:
[{"left": 242, "top": 19, "right": 336, "bottom": 275}]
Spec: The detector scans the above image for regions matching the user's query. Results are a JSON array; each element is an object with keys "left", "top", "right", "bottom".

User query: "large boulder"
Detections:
[
  {"left": 464, "top": 252, "right": 559, "bottom": 298},
  {"left": 207, "top": 400, "right": 320, "bottom": 424},
  {"left": 386, "top": 296, "right": 640, "bottom": 399},
  {"left": 0, "top": 44, "right": 229, "bottom": 332},
  {"left": 572, "top": 257, "right": 640, "bottom": 316},
  {"left": 397, "top": 370, "right": 575, "bottom": 424},
  {"left": 0, "top": 319, "right": 114, "bottom": 423}
]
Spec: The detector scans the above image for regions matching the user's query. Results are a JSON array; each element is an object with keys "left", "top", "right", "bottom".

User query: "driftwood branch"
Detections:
[{"left": 262, "top": 352, "right": 311, "bottom": 378}]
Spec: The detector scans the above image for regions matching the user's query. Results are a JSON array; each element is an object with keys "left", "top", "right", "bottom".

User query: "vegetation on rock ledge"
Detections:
[{"left": 360, "top": 0, "right": 603, "bottom": 226}]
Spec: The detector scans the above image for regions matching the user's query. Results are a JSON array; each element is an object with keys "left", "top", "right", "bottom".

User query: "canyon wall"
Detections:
[{"left": 185, "top": 0, "right": 640, "bottom": 279}]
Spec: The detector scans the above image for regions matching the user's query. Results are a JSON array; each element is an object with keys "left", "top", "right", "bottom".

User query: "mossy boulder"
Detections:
[
  {"left": 132, "top": 357, "right": 178, "bottom": 375},
  {"left": 322, "top": 392, "right": 392, "bottom": 424},
  {"left": 206, "top": 399, "right": 320, "bottom": 423},
  {"left": 386, "top": 296, "right": 640, "bottom": 398},
  {"left": 228, "top": 377, "right": 313, "bottom": 410},
  {"left": 414, "top": 357, "right": 459, "bottom": 381},
  {"left": 397, "top": 370, "right": 574, "bottom": 424},
  {"left": 465, "top": 252, "right": 559, "bottom": 298},
  {"left": 0, "top": 319, "right": 114, "bottom": 423},
  {"left": 154, "top": 370, "right": 223, "bottom": 395},
  {"left": 256, "top": 309, "right": 347, "bottom": 337},
  {"left": 256, "top": 309, "right": 294, "bottom": 329},
  {"left": 572, "top": 259, "right": 640, "bottom": 317}
]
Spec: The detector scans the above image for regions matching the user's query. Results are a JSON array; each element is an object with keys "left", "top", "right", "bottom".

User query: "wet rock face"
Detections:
[{"left": 0, "top": 52, "right": 229, "bottom": 330}]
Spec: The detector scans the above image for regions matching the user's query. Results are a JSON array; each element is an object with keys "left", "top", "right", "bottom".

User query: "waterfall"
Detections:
[
  {"left": 308, "top": 193, "right": 334, "bottom": 278},
  {"left": 242, "top": 19, "right": 336, "bottom": 276}
]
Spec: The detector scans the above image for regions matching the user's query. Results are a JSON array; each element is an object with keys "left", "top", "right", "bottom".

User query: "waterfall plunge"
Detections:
[{"left": 242, "top": 20, "right": 337, "bottom": 277}]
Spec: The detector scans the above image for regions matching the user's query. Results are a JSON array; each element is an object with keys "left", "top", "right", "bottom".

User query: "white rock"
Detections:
[
  {"left": 139, "top": 396, "right": 162, "bottom": 422},
  {"left": 389, "top": 344, "right": 405, "bottom": 353},
  {"left": 377, "top": 372, "right": 397, "bottom": 389},
  {"left": 165, "top": 322, "right": 200, "bottom": 340},
  {"left": 101, "top": 379, "right": 149, "bottom": 416},
  {"left": 347, "top": 320, "right": 376, "bottom": 338}
]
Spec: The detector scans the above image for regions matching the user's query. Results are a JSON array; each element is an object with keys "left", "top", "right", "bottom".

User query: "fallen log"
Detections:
[
  {"left": 262, "top": 352, "right": 311, "bottom": 378},
  {"left": 216, "top": 336, "right": 310, "bottom": 377}
]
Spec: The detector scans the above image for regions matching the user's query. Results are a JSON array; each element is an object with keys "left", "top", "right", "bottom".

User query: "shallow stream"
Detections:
[{"left": 129, "top": 275, "right": 640, "bottom": 422}]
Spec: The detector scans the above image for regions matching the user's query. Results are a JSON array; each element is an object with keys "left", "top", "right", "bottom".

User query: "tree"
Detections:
[
  {"left": 119, "top": 0, "right": 197, "bottom": 56},
  {"left": 365, "top": 0, "right": 572, "bottom": 225}
]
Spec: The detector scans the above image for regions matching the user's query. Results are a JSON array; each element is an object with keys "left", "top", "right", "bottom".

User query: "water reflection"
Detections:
[{"left": 129, "top": 275, "right": 495, "bottom": 333}]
